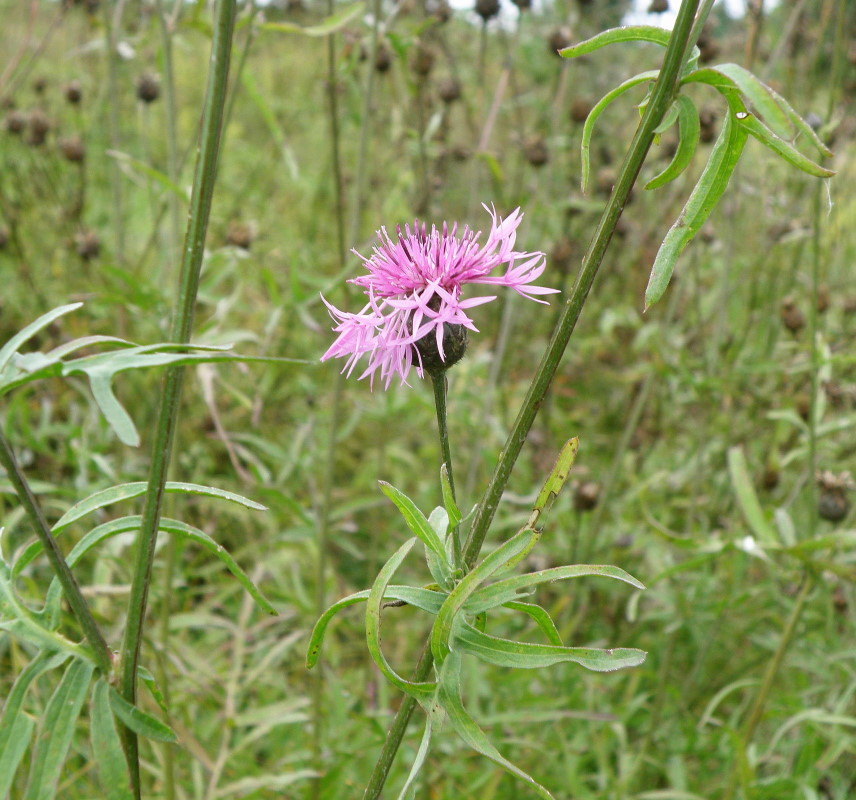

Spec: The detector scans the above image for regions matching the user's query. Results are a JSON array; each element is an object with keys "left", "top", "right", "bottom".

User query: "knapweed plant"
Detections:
[{"left": 314, "top": 1, "right": 834, "bottom": 797}]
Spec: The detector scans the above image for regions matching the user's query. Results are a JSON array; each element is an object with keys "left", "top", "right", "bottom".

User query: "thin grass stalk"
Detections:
[
  {"left": 0, "top": 432, "right": 112, "bottom": 678},
  {"left": 117, "top": 0, "right": 237, "bottom": 793},
  {"left": 362, "top": 3, "right": 703, "bottom": 797},
  {"left": 102, "top": 0, "right": 127, "bottom": 265},
  {"left": 309, "top": 9, "right": 350, "bottom": 796}
]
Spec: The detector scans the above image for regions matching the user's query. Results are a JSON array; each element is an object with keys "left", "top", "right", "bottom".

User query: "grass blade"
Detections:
[{"left": 90, "top": 680, "right": 134, "bottom": 800}]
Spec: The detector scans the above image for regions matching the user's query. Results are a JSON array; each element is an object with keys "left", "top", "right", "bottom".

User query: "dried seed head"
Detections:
[
  {"left": 447, "top": 144, "right": 470, "bottom": 162},
  {"left": 523, "top": 135, "right": 549, "bottom": 167},
  {"left": 64, "top": 80, "right": 83, "bottom": 105},
  {"left": 374, "top": 41, "right": 392, "bottom": 73},
  {"left": 760, "top": 466, "right": 780, "bottom": 491},
  {"left": 226, "top": 221, "right": 256, "bottom": 250},
  {"left": 819, "top": 490, "right": 850, "bottom": 522},
  {"left": 511, "top": 0, "right": 531, "bottom": 10},
  {"left": 697, "top": 29, "right": 719, "bottom": 63},
  {"left": 74, "top": 229, "right": 101, "bottom": 260},
  {"left": 570, "top": 98, "right": 592, "bottom": 123},
  {"left": 25, "top": 109, "right": 51, "bottom": 146},
  {"left": 816, "top": 284, "right": 830, "bottom": 313},
  {"left": 648, "top": 0, "right": 669, "bottom": 11},
  {"left": 412, "top": 43, "right": 435, "bottom": 77},
  {"left": 574, "top": 481, "right": 601, "bottom": 512},
  {"left": 429, "top": 0, "right": 452, "bottom": 23},
  {"left": 780, "top": 296, "right": 805, "bottom": 334},
  {"left": 547, "top": 26, "right": 572, "bottom": 54},
  {"left": 33, "top": 76, "right": 48, "bottom": 95},
  {"left": 135, "top": 71, "right": 161, "bottom": 103},
  {"left": 4, "top": 109, "right": 26, "bottom": 135},
  {"left": 58, "top": 135, "right": 85, "bottom": 163},
  {"left": 437, "top": 77, "right": 462, "bottom": 104},
  {"left": 475, "top": 0, "right": 500, "bottom": 21}
]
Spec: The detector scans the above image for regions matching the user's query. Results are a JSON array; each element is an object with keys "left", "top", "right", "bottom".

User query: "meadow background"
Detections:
[{"left": 1, "top": 0, "right": 855, "bottom": 797}]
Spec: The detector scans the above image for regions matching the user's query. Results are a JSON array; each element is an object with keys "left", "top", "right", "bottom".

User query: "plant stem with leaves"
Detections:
[{"left": 117, "top": 0, "right": 237, "bottom": 793}]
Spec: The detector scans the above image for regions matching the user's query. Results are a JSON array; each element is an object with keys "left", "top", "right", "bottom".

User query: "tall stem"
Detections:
[
  {"left": 431, "top": 373, "right": 455, "bottom": 501},
  {"left": 0, "top": 431, "right": 112, "bottom": 678},
  {"left": 362, "top": 3, "right": 703, "bottom": 797},
  {"left": 463, "top": 0, "right": 702, "bottom": 567},
  {"left": 117, "top": 0, "right": 237, "bottom": 793}
]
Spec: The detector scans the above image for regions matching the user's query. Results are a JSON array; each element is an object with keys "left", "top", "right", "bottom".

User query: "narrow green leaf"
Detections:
[
  {"left": 0, "top": 303, "right": 83, "bottom": 376},
  {"left": 645, "top": 111, "right": 747, "bottom": 309},
  {"left": 307, "top": 585, "right": 445, "bottom": 668},
  {"left": 457, "top": 623, "right": 647, "bottom": 672},
  {"left": 24, "top": 658, "right": 95, "bottom": 800},
  {"left": 532, "top": 438, "right": 579, "bottom": 522},
  {"left": 107, "top": 686, "right": 177, "bottom": 743},
  {"left": 502, "top": 601, "right": 563, "bottom": 646},
  {"left": 396, "top": 699, "right": 443, "bottom": 800},
  {"left": 89, "top": 371, "right": 140, "bottom": 446},
  {"left": 0, "top": 652, "right": 69, "bottom": 799},
  {"left": 32, "top": 515, "right": 277, "bottom": 620},
  {"left": 260, "top": 1, "right": 364, "bottom": 36},
  {"left": 559, "top": 25, "right": 672, "bottom": 59},
  {"left": 137, "top": 667, "right": 169, "bottom": 715},
  {"left": 379, "top": 482, "right": 449, "bottom": 577},
  {"left": 709, "top": 63, "right": 793, "bottom": 139},
  {"left": 366, "top": 538, "right": 437, "bottom": 702},
  {"left": 437, "top": 652, "right": 554, "bottom": 800},
  {"left": 735, "top": 110, "right": 834, "bottom": 177},
  {"left": 431, "top": 528, "right": 538, "bottom": 666},
  {"left": 653, "top": 98, "right": 682, "bottom": 135},
  {"left": 645, "top": 95, "right": 700, "bottom": 190},
  {"left": 580, "top": 71, "right": 660, "bottom": 193},
  {"left": 466, "top": 563, "right": 645, "bottom": 616},
  {"left": 727, "top": 447, "right": 778, "bottom": 546},
  {"left": 426, "top": 507, "right": 452, "bottom": 588},
  {"left": 90, "top": 681, "right": 133, "bottom": 800}
]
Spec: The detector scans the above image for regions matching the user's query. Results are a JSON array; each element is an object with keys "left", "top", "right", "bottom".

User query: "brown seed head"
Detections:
[
  {"left": 33, "top": 76, "right": 48, "bottom": 95},
  {"left": 64, "top": 80, "right": 83, "bottom": 105},
  {"left": 226, "top": 221, "right": 256, "bottom": 250},
  {"left": 437, "top": 77, "right": 462, "bottom": 104},
  {"left": 648, "top": 0, "right": 669, "bottom": 11},
  {"left": 412, "top": 43, "right": 435, "bottom": 77},
  {"left": 523, "top": 135, "right": 549, "bottom": 167},
  {"left": 475, "top": 0, "right": 500, "bottom": 21},
  {"left": 4, "top": 109, "right": 26, "bottom": 135},
  {"left": 780, "top": 296, "right": 805, "bottom": 334},
  {"left": 25, "top": 110, "right": 51, "bottom": 146},
  {"left": 135, "top": 72, "right": 161, "bottom": 103},
  {"left": 816, "top": 284, "right": 830, "bottom": 313},
  {"left": 547, "top": 26, "right": 572, "bottom": 54},
  {"left": 574, "top": 481, "right": 601, "bottom": 512},
  {"left": 570, "top": 98, "right": 592, "bottom": 123},
  {"left": 374, "top": 42, "right": 392, "bottom": 73},
  {"left": 59, "top": 135, "right": 86, "bottom": 163},
  {"left": 74, "top": 229, "right": 101, "bottom": 260},
  {"left": 511, "top": 0, "right": 531, "bottom": 9}
]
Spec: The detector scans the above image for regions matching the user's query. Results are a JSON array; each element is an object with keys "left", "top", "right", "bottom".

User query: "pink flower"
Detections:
[{"left": 321, "top": 205, "right": 558, "bottom": 388}]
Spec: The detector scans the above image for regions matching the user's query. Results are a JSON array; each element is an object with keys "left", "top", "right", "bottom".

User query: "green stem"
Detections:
[
  {"left": 463, "top": 0, "right": 702, "bottom": 568},
  {"left": 362, "top": 3, "right": 703, "bottom": 797},
  {"left": 102, "top": 0, "right": 126, "bottom": 264},
  {"left": 431, "top": 372, "right": 455, "bottom": 501},
  {"left": 0, "top": 430, "right": 113, "bottom": 678},
  {"left": 117, "top": 0, "right": 237, "bottom": 793}
]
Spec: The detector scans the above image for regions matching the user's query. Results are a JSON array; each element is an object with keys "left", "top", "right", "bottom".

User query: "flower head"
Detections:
[{"left": 321, "top": 205, "right": 558, "bottom": 388}]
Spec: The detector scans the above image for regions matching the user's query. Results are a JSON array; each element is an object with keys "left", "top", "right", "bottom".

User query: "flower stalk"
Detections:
[
  {"left": 361, "top": 1, "right": 703, "bottom": 796},
  {"left": 117, "top": 0, "right": 237, "bottom": 793}
]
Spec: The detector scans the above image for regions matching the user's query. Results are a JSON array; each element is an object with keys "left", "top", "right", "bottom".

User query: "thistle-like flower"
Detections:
[{"left": 321, "top": 205, "right": 558, "bottom": 387}]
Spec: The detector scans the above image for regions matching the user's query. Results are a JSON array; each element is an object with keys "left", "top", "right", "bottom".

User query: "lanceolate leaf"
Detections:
[
  {"left": 645, "top": 111, "right": 748, "bottom": 310},
  {"left": 0, "top": 652, "right": 69, "bottom": 798},
  {"left": 431, "top": 528, "right": 538, "bottom": 666},
  {"left": 502, "top": 601, "right": 563, "bottom": 646},
  {"left": 306, "top": 585, "right": 445, "bottom": 668},
  {"left": 24, "top": 658, "right": 95, "bottom": 800},
  {"left": 107, "top": 686, "right": 177, "bottom": 743},
  {"left": 396, "top": 698, "right": 443, "bottom": 800},
  {"left": 466, "top": 563, "right": 645, "bottom": 616},
  {"left": 366, "top": 538, "right": 438, "bottom": 702},
  {"left": 735, "top": 109, "right": 834, "bottom": 177},
  {"left": 645, "top": 95, "right": 701, "bottom": 190},
  {"left": 580, "top": 70, "right": 660, "bottom": 193},
  {"left": 0, "top": 303, "right": 82, "bottom": 376},
  {"left": 559, "top": 25, "right": 672, "bottom": 59},
  {"left": 437, "top": 652, "right": 555, "bottom": 800},
  {"left": 727, "top": 447, "right": 778, "bottom": 546},
  {"left": 260, "top": 1, "right": 364, "bottom": 36},
  {"left": 90, "top": 681, "right": 134, "bottom": 800},
  {"left": 457, "top": 623, "right": 647, "bottom": 672}
]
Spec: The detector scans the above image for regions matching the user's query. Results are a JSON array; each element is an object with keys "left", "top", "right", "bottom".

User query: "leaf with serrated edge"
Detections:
[
  {"left": 457, "top": 623, "right": 647, "bottom": 672},
  {"left": 431, "top": 528, "right": 538, "bottom": 666},
  {"left": 91, "top": 681, "right": 134, "bottom": 800},
  {"left": 108, "top": 685, "right": 177, "bottom": 743},
  {"left": 645, "top": 111, "right": 747, "bottom": 309},
  {"left": 466, "top": 563, "right": 645, "bottom": 616},
  {"left": 646, "top": 95, "right": 701, "bottom": 190},
  {"left": 24, "top": 658, "right": 95, "bottom": 800},
  {"left": 366, "top": 538, "right": 437, "bottom": 702},
  {"left": 307, "top": 585, "right": 445, "bottom": 668},
  {"left": 580, "top": 71, "right": 660, "bottom": 193},
  {"left": 437, "top": 652, "right": 554, "bottom": 800}
]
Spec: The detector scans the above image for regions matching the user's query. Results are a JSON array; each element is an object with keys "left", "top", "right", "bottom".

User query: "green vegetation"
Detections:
[{"left": 0, "top": 0, "right": 854, "bottom": 798}]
